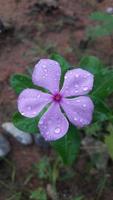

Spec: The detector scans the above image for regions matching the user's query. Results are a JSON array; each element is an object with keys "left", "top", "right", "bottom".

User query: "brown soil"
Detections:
[{"left": 0, "top": 0, "right": 113, "bottom": 199}]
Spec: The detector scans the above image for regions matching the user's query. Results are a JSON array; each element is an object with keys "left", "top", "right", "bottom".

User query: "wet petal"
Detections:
[
  {"left": 61, "top": 68, "right": 94, "bottom": 97},
  {"left": 61, "top": 96, "right": 94, "bottom": 128},
  {"left": 18, "top": 89, "right": 52, "bottom": 118},
  {"left": 38, "top": 103, "right": 69, "bottom": 141},
  {"left": 32, "top": 59, "right": 61, "bottom": 94}
]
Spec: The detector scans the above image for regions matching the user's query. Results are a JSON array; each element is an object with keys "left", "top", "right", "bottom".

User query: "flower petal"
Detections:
[
  {"left": 61, "top": 68, "right": 94, "bottom": 97},
  {"left": 61, "top": 96, "right": 94, "bottom": 128},
  {"left": 18, "top": 89, "right": 52, "bottom": 118},
  {"left": 38, "top": 103, "right": 69, "bottom": 141},
  {"left": 32, "top": 59, "right": 61, "bottom": 94}
]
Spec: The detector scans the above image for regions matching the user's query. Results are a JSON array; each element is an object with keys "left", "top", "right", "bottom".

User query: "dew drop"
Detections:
[
  {"left": 75, "top": 90, "right": 78, "bottom": 93},
  {"left": 39, "top": 120, "right": 43, "bottom": 125},
  {"left": 83, "top": 104, "right": 86, "bottom": 108},
  {"left": 37, "top": 94, "right": 40, "bottom": 98},
  {"left": 76, "top": 99, "right": 80, "bottom": 103},
  {"left": 83, "top": 87, "right": 88, "bottom": 91},
  {"left": 75, "top": 74, "right": 79, "bottom": 78},
  {"left": 74, "top": 117, "right": 77, "bottom": 121},
  {"left": 87, "top": 73, "right": 91, "bottom": 77},
  {"left": 65, "top": 76, "right": 67, "bottom": 80},
  {"left": 44, "top": 68, "right": 47, "bottom": 72},
  {"left": 55, "top": 128, "right": 60, "bottom": 133},
  {"left": 33, "top": 111, "right": 37, "bottom": 115},
  {"left": 80, "top": 119, "right": 83, "bottom": 122}
]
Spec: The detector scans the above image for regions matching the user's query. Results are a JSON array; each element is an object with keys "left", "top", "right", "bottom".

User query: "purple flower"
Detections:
[{"left": 18, "top": 59, "right": 94, "bottom": 141}]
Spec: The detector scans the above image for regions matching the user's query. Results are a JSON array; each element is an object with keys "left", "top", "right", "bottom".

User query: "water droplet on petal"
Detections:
[
  {"left": 75, "top": 90, "right": 78, "bottom": 93},
  {"left": 83, "top": 87, "right": 88, "bottom": 91},
  {"left": 87, "top": 73, "right": 90, "bottom": 77},
  {"left": 39, "top": 120, "right": 43, "bottom": 125},
  {"left": 21, "top": 112, "right": 25, "bottom": 116},
  {"left": 74, "top": 117, "right": 77, "bottom": 121},
  {"left": 37, "top": 94, "right": 40, "bottom": 98},
  {"left": 80, "top": 119, "right": 83, "bottom": 122},
  {"left": 33, "top": 111, "right": 37, "bottom": 115},
  {"left": 55, "top": 128, "right": 60, "bottom": 133},
  {"left": 65, "top": 76, "right": 67, "bottom": 80},
  {"left": 75, "top": 74, "right": 79, "bottom": 78},
  {"left": 83, "top": 104, "right": 86, "bottom": 108},
  {"left": 76, "top": 99, "right": 80, "bottom": 103},
  {"left": 44, "top": 68, "right": 47, "bottom": 73}
]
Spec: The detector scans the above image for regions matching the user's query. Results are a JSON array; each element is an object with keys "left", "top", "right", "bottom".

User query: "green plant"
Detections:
[
  {"left": 11, "top": 54, "right": 113, "bottom": 167},
  {"left": 33, "top": 156, "right": 62, "bottom": 187},
  {"left": 72, "top": 196, "right": 84, "bottom": 200},
  {"left": 30, "top": 187, "right": 47, "bottom": 200},
  {"left": 86, "top": 12, "right": 113, "bottom": 39}
]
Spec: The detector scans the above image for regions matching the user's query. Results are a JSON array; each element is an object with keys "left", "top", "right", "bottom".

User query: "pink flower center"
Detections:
[{"left": 53, "top": 93, "right": 62, "bottom": 102}]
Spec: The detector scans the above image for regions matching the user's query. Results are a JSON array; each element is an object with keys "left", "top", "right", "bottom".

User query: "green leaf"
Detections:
[
  {"left": 13, "top": 104, "right": 50, "bottom": 133},
  {"left": 50, "top": 53, "right": 70, "bottom": 72},
  {"left": 52, "top": 125, "right": 81, "bottom": 165},
  {"left": 87, "top": 24, "right": 113, "bottom": 39},
  {"left": 90, "top": 12, "right": 113, "bottom": 22},
  {"left": 92, "top": 97, "right": 112, "bottom": 122},
  {"left": 50, "top": 53, "right": 71, "bottom": 86},
  {"left": 13, "top": 112, "right": 39, "bottom": 133},
  {"left": 10, "top": 74, "right": 35, "bottom": 94},
  {"left": 79, "top": 56, "right": 104, "bottom": 75},
  {"left": 91, "top": 70, "right": 113, "bottom": 99},
  {"left": 72, "top": 196, "right": 84, "bottom": 200},
  {"left": 30, "top": 187, "right": 47, "bottom": 200},
  {"left": 105, "top": 124, "right": 113, "bottom": 160},
  {"left": 86, "top": 12, "right": 113, "bottom": 39}
]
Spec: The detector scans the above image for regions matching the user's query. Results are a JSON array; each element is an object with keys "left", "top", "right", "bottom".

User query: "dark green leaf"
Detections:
[
  {"left": 87, "top": 24, "right": 113, "bottom": 39},
  {"left": 50, "top": 53, "right": 70, "bottom": 72},
  {"left": 80, "top": 56, "right": 104, "bottom": 75},
  {"left": 105, "top": 124, "right": 113, "bottom": 160},
  {"left": 13, "top": 104, "right": 50, "bottom": 133},
  {"left": 13, "top": 112, "right": 39, "bottom": 133},
  {"left": 92, "top": 97, "right": 112, "bottom": 122},
  {"left": 86, "top": 12, "right": 113, "bottom": 39},
  {"left": 30, "top": 187, "right": 47, "bottom": 200},
  {"left": 50, "top": 53, "right": 71, "bottom": 86},
  {"left": 91, "top": 70, "right": 113, "bottom": 99},
  {"left": 10, "top": 74, "right": 35, "bottom": 94},
  {"left": 52, "top": 125, "right": 81, "bottom": 165},
  {"left": 90, "top": 12, "right": 113, "bottom": 22}
]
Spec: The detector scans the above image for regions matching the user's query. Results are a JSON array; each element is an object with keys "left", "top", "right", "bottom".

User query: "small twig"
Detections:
[{"left": 47, "top": 184, "right": 59, "bottom": 200}]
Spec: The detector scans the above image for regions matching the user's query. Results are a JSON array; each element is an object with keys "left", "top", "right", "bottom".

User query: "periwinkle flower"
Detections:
[{"left": 18, "top": 59, "right": 94, "bottom": 141}]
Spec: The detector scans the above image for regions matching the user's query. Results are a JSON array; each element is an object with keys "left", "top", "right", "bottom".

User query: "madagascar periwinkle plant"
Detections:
[{"left": 11, "top": 54, "right": 113, "bottom": 165}]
